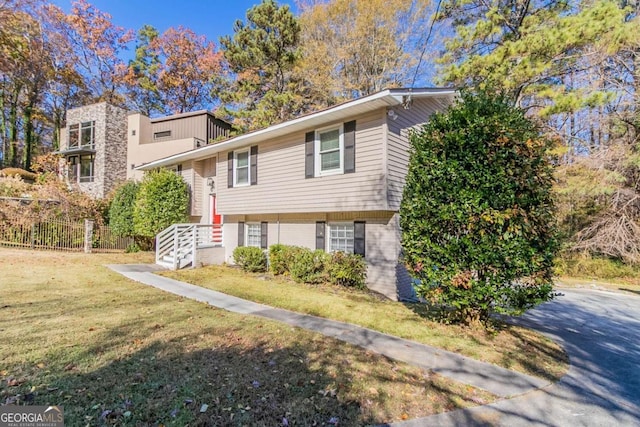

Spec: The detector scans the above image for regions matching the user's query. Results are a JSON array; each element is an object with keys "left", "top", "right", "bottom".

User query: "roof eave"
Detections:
[{"left": 136, "top": 88, "right": 456, "bottom": 171}]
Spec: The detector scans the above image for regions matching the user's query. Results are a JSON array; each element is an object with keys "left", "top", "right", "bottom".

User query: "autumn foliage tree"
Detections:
[
  {"left": 400, "top": 90, "right": 558, "bottom": 324},
  {"left": 122, "top": 25, "right": 223, "bottom": 115},
  {"left": 296, "top": 0, "right": 431, "bottom": 106}
]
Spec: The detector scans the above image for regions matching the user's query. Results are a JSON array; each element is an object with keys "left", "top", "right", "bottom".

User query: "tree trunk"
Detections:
[{"left": 22, "top": 101, "right": 34, "bottom": 171}]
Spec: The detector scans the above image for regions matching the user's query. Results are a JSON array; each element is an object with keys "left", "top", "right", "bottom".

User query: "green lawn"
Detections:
[
  {"left": 0, "top": 249, "right": 494, "bottom": 426},
  {"left": 164, "top": 265, "right": 569, "bottom": 382}
]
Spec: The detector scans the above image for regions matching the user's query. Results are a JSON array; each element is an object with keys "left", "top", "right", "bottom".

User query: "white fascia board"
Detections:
[{"left": 136, "top": 88, "right": 456, "bottom": 171}]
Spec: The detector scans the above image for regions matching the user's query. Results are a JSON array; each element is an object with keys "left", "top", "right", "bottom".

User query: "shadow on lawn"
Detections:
[
  {"left": 403, "top": 301, "right": 568, "bottom": 382},
  {"left": 8, "top": 322, "right": 476, "bottom": 427},
  {"left": 27, "top": 336, "right": 365, "bottom": 426}
]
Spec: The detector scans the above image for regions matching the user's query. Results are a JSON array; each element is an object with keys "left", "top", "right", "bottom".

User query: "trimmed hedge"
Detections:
[
  {"left": 233, "top": 246, "right": 267, "bottom": 272},
  {"left": 290, "top": 249, "right": 329, "bottom": 284},
  {"left": 328, "top": 251, "right": 367, "bottom": 289},
  {"left": 268, "top": 244, "right": 367, "bottom": 288}
]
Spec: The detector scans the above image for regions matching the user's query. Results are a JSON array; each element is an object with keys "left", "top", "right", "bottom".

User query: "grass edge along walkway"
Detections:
[{"left": 108, "top": 264, "right": 550, "bottom": 399}]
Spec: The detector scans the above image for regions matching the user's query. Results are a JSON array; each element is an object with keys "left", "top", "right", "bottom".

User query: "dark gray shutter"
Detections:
[
  {"left": 237, "top": 221, "right": 244, "bottom": 247},
  {"left": 344, "top": 120, "right": 356, "bottom": 173},
  {"left": 354, "top": 221, "right": 365, "bottom": 256},
  {"left": 316, "top": 221, "right": 325, "bottom": 250},
  {"left": 305, "top": 131, "right": 315, "bottom": 178},
  {"left": 250, "top": 145, "right": 258, "bottom": 185},
  {"left": 227, "top": 151, "right": 234, "bottom": 188},
  {"left": 260, "top": 221, "right": 268, "bottom": 249}
]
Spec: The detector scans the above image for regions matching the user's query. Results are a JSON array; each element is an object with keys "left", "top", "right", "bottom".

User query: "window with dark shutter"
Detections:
[
  {"left": 305, "top": 131, "right": 315, "bottom": 178},
  {"left": 344, "top": 120, "right": 356, "bottom": 173},
  {"left": 354, "top": 221, "right": 365, "bottom": 256},
  {"left": 261, "top": 221, "right": 268, "bottom": 249},
  {"left": 238, "top": 221, "right": 245, "bottom": 246},
  {"left": 250, "top": 146, "right": 258, "bottom": 185},
  {"left": 227, "top": 152, "right": 234, "bottom": 188},
  {"left": 316, "top": 221, "right": 326, "bottom": 250}
]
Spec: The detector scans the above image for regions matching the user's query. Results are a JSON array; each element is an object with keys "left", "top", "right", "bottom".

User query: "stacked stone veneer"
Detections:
[{"left": 62, "top": 103, "right": 128, "bottom": 198}]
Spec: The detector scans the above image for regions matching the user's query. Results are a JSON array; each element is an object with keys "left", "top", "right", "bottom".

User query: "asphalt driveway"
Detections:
[{"left": 398, "top": 288, "right": 640, "bottom": 426}]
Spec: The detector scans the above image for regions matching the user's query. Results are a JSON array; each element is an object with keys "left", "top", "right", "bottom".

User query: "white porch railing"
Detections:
[{"left": 155, "top": 223, "right": 223, "bottom": 270}]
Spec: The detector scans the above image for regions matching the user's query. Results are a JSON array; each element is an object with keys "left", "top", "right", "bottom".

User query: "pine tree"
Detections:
[{"left": 219, "top": 0, "right": 303, "bottom": 131}]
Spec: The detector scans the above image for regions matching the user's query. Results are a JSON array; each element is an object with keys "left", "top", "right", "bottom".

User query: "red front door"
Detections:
[{"left": 211, "top": 195, "right": 222, "bottom": 243}]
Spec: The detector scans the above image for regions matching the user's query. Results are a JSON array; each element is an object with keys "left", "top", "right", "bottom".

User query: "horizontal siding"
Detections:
[
  {"left": 386, "top": 97, "right": 452, "bottom": 210},
  {"left": 221, "top": 211, "right": 403, "bottom": 299},
  {"left": 193, "top": 160, "right": 204, "bottom": 216},
  {"left": 217, "top": 111, "right": 386, "bottom": 214}
]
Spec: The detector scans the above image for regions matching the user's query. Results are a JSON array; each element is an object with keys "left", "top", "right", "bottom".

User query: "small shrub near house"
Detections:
[
  {"left": 328, "top": 251, "right": 367, "bottom": 289},
  {"left": 233, "top": 246, "right": 267, "bottom": 272},
  {"left": 268, "top": 244, "right": 305, "bottom": 275},
  {"left": 268, "top": 244, "right": 287, "bottom": 275},
  {"left": 289, "top": 249, "right": 330, "bottom": 284},
  {"left": 266, "top": 244, "right": 367, "bottom": 288}
]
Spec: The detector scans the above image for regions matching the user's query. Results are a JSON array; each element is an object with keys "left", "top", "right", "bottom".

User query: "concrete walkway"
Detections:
[{"left": 107, "top": 264, "right": 549, "bottom": 400}]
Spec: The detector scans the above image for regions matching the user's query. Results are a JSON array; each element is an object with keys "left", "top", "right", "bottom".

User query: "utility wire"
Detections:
[{"left": 411, "top": 0, "right": 444, "bottom": 88}]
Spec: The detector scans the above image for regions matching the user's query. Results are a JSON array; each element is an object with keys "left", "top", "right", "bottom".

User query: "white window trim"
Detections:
[
  {"left": 315, "top": 123, "right": 344, "bottom": 177},
  {"left": 246, "top": 223, "right": 261, "bottom": 248},
  {"left": 234, "top": 149, "right": 250, "bottom": 187},
  {"left": 327, "top": 222, "right": 355, "bottom": 254}
]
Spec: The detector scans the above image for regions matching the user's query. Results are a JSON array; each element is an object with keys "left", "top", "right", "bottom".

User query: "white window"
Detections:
[
  {"left": 234, "top": 149, "right": 250, "bottom": 186},
  {"left": 328, "top": 223, "right": 354, "bottom": 253},
  {"left": 246, "top": 223, "right": 261, "bottom": 247},
  {"left": 315, "top": 125, "right": 343, "bottom": 176}
]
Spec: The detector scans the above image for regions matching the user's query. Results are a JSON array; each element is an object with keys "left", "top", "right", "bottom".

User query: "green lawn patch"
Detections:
[
  {"left": 0, "top": 249, "right": 494, "bottom": 426},
  {"left": 164, "top": 265, "right": 569, "bottom": 382}
]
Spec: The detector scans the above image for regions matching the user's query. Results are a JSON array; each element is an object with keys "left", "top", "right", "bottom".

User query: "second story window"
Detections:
[
  {"left": 154, "top": 130, "right": 171, "bottom": 139},
  {"left": 68, "top": 124, "right": 79, "bottom": 148},
  {"left": 316, "top": 126, "right": 343, "bottom": 176},
  {"left": 227, "top": 146, "right": 257, "bottom": 188},
  {"left": 234, "top": 149, "right": 250, "bottom": 186},
  {"left": 81, "top": 121, "right": 95, "bottom": 148},
  {"left": 68, "top": 121, "right": 95, "bottom": 149},
  {"left": 305, "top": 121, "right": 355, "bottom": 179}
]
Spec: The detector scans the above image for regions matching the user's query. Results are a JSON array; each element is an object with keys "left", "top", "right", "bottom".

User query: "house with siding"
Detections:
[
  {"left": 58, "top": 103, "right": 231, "bottom": 198},
  {"left": 139, "top": 88, "right": 456, "bottom": 300}
]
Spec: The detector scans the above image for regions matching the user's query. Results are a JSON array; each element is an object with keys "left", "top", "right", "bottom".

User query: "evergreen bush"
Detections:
[
  {"left": 400, "top": 89, "right": 558, "bottom": 324},
  {"left": 328, "top": 251, "right": 367, "bottom": 289},
  {"left": 289, "top": 248, "right": 329, "bottom": 284},
  {"left": 133, "top": 169, "right": 189, "bottom": 238},
  {"left": 233, "top": 246, "right": 267, "bottom": 272}
]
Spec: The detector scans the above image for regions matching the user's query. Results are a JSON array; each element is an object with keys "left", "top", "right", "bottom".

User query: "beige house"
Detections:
[
  {"left": 58, "top": 103, "right": 231, "bottom": 198},
  {"left": 140, "top": 88, "right": 456, "bottom": 300}
]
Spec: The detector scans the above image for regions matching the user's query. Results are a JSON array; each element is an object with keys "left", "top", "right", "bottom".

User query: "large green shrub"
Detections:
[
  {"left": 233, "top": 246, "right": 267, "bottom": 272},
  {"left": 109, "top": 181, "right": 140, "bottom": 237},
  {"left": 289, "top": 248, "right": 329, "bottom": 284},
  {"left": 133, "top": 169, "right": 189, "bottom": 238},
  {"left": 328, "top": 251, "right": 367, "bottom": 289},
  {"left": 400, "top": 89, "right": 558, "bottom": 324}
]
